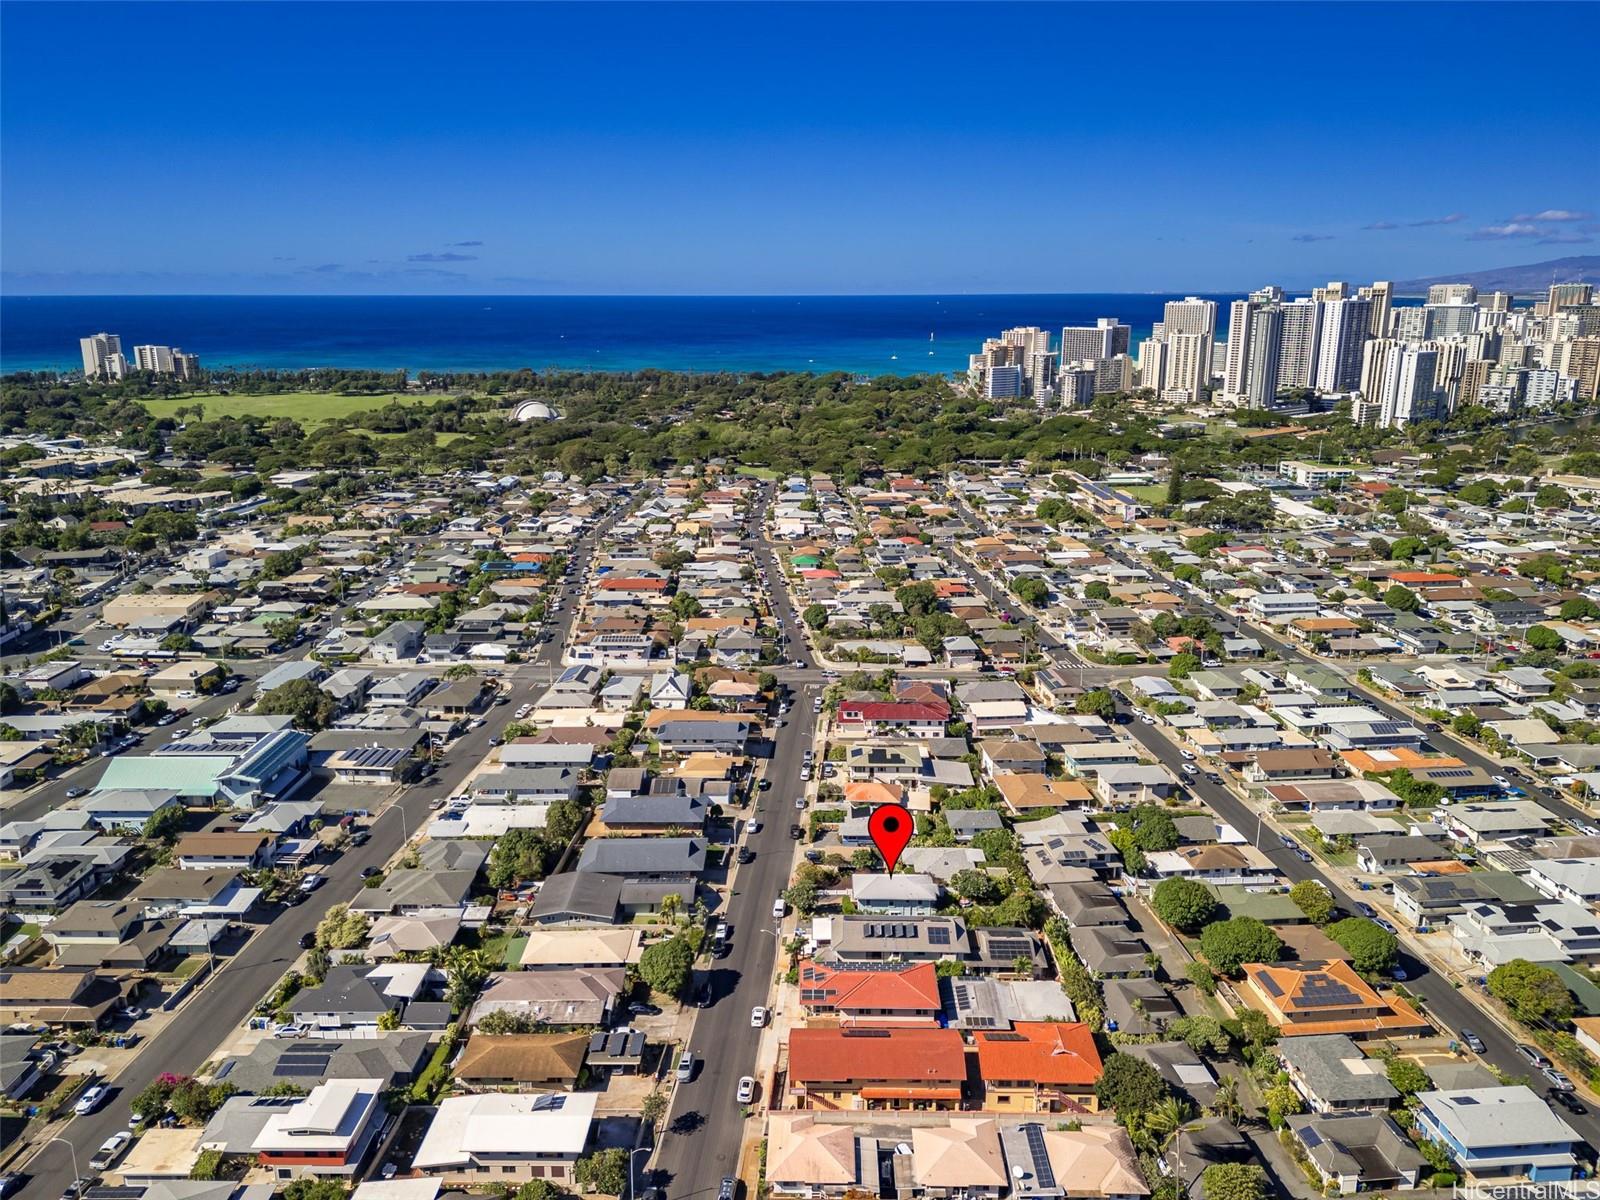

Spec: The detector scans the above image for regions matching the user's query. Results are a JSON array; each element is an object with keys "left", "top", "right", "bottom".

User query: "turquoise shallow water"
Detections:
[{"left": 1, "top": 293, "right": 1247, "bottom": 376}]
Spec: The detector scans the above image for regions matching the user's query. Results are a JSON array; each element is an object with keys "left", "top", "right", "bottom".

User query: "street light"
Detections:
[
  {"left": 627, "top": 1144, "right": 653, "bottom": 1200},
  {"left": 41, "top": 1135, "right": 81, "bottom": 1185}
]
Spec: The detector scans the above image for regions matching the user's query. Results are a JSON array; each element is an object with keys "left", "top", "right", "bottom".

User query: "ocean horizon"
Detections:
[{"left": 1, "top": 292, "right": 1253, "bottom": 378}]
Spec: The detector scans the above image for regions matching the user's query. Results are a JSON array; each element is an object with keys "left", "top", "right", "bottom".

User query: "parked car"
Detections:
[
  {"left": 1551, "top": 1089, "right": 1586, "bottom": 1114},
  {"left": 298, "top": 932, "right": 316, "bottom": 950},
  {"left": 1542, "top": 1066, "right": 1574, "bottom": 1091},
  {"left": 750, "top": 1006, "right": 768, "bottom": 1027},
  {"left": 361, "top": 866, "right": 381, "bottom": 878},
  {"left": 65, "top": 787, "right": 87, "bottom": 799},
  {"left": 1517, "top": 1043, "right": 1550, "bottom": 1068},
  {"left": 0, "top": 1174, "right": 26, "bottom": 1200},
  {"left": 1460, "top": 1030, "right": 1486, "bottom": 1054},
  {"left": 628, "top": 1002, "right": 661, "bottom": 1018},
  {"left": 719, "top": 1177, "right": 737, "bottom": 1200},
  {"left": 89, "top": 1133, "right": 132, "bottom": 1171},
  {"left": 789, "top": 824, "right": 803, "bottom": 839},
  {"left": 73, "top": 1083, "right": 108, "bottom": 1115},
  {"left": 736, "top": 1075, "right": 756, "bottom": 1103}
]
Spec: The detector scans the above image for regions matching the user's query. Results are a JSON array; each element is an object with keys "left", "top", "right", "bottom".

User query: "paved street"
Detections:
[{"left": 648, "top": 486, "right": 817, "bottom": 1199}]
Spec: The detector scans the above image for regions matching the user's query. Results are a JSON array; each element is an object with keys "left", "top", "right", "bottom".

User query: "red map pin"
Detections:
[{"left": 868, "top": 804, "right": 914, "bottom": 875}]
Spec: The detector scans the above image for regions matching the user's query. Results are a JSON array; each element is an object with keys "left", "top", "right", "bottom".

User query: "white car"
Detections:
[
  {"left": 736, "top": 1075, "right": 756, "bottom": 1104},
  {"left": 1181, "top": 763, "right": 1198, "bottom": 776},
  {"left": 90, "top": 1132, "right": 133, "bottom": 1171},
  {"left": 74, "top": 1083, "right": 109, "bottom": 1115},
  {"left": 1179, "top": 749, "right": 1196, "bottom": 761},
  {"left": 750, "top": 1006, "right": 768, "bottom": 1027},
  {"left": 1492, "top": 775, "right": 1511, "bottom": 789},
  {"left": 745, "top": 820, "right": 760, "bottom": 836}
]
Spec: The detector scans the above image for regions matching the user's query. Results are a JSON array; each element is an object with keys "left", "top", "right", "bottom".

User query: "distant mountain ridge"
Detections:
[{"left": 1394, "top": 255, "right": 1599, "bottom": 297}]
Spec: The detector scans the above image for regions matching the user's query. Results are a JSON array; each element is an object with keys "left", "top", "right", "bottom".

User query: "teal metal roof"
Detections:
[{"left": 96, "top": 756, "right": 232, "bottom": 797}]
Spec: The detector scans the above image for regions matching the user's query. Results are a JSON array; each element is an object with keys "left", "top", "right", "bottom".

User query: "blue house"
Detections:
[{"left": 1413, "top": 1086, "right": 1580, "bottom": 1182}]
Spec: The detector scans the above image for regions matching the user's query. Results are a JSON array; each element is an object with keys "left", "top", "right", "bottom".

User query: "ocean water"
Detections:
[{"left": 0, "top": 293, "right": 1247, "bottom": 377}]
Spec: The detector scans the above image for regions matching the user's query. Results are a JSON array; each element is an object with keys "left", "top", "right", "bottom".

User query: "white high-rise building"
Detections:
[
  {"left": 135, "top": 344, "right": 176, "bottom": 373},
  {"left": 1275, "top": 299, "right": 1321, "bottom": 393},
  {"left": 1058, "top": 364, "right": 1096, "bottom": 407},
  {"left": 80, "top": 332, "right": 125, "bottom": 379},
  {"left": 1360, "top": 281, "right": 1393, "bottom": 337},
  {"left": 985, "top": 363, "right": 1024, "bottom": 399},
  {"left": 1244, "top": 304, "right": 1284, "bottom": 408},
  {"left": 1060, "top": 318, "right": 1130, "bottom": 363},
  {"left": 1525, "top": 368, "right": 1576, "bottom": 410},
  {"left": 1378, "top": 346, "right": 1440, "bottom": 428},
  {"left": 1138, "top": 337, "right": 1168, "bottom": 394},
  {"left": 1163, "top": 332, "right": 1211, "bottom": 403},
  {"left": 1360, "top": 338, "right": 1398, "bottom": 408},
  {"left": 1428, "top": 283, "right": 1477, "bottom": 305},
  {"left": 1314, "top": 297, "right": 1372, "bottom": 393},
  {"left": 174, "top": 351, "right": 201, "bottom": 381},
  {"left": 1222, "top": 299, "right": 1257, "bottom": 401},
  {"left": 1162, "top": 297, "right": 1217, "bottom": 381},
  {"left": 1424, "top": 303, "right": 1477, "bottom": 340}
]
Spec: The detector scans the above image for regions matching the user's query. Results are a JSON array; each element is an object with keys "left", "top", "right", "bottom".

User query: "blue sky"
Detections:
[{"left": 3, "top": 1, "right": 1595, "bottom": 295}]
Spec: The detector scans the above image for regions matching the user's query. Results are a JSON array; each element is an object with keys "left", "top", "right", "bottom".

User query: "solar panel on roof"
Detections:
[
  {"left": 1301, "top": 1128, "right": 1323, "bottom": 1148},
  {"left": 985, "top": 1032, "right": 1026, "bottom": 1042},
  {"left": 1024, "top": 1126, "right": 1057, "bottom": 1190},
  {"left": 927, "top": 927, "right": 952, "bottom": 945},
  {"left": 1259, "top": 975, "right": 1284, "bottom": 997},
  {"left": 841, "top": 1028, "right": 889, "bottom": 1038}
]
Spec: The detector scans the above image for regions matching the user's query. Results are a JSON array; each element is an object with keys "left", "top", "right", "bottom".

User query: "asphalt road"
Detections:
[
  {"left": 648, "top": 486, "right": 817, "bottom": 1200},
  {"left": 14, "top": 504, "right": 624, "bottom": 1200}
]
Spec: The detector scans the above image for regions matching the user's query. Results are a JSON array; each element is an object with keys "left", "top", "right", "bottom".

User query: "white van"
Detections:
[
  {"left": 772, "top": 896, "right": 786, "bottom": 919},
  {"left": 676, "top": 1050, "right": 695, "bottom": 1082}
]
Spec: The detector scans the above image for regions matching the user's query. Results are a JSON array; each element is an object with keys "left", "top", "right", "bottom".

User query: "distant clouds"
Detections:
[
  {"left": 450, "top": 240, "right": 484, "bottom": 247},
  {"left": 1511, "top": 209, "right": 1591, "bottom": 222},
  {"left": 1290, "top": 233, "right": 1335, "bottom": 242},
  {"left": 1471, "top": 209, "right": 1595, "bottom": 245},
  {"left": 1362, "top": 213, "right": 1464, "bottom": 231},
  {"left": 408, "top": 251, "right": 478, "bottom": 262}
]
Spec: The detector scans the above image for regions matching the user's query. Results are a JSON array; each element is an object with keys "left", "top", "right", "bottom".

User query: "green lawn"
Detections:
[
  {"left": 1121, "top": 484, "right": 1170, "bottom": 504},
  {"left": 139, "top": 391, "right": 436, "bottom": 427}
]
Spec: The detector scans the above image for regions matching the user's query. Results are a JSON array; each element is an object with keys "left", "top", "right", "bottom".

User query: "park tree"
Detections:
[
  {"left": 1151, "top": 878, "right": 1218, "bottom": 933},
  {"left": 637, "top": 935, "right": 695, "bottom": 999},
  {"left": 1199, "top": 917, "right": 1283, "bottom": 975},
  {"left": 1288, "top": 880, "right": 1335, "bottom": 925},
  {"left": 1326, "top": 917, "right": 1398, "bottom": 974},
  {"left": 1488, "top": 958, "right": 1575, "bottom": 1025}
]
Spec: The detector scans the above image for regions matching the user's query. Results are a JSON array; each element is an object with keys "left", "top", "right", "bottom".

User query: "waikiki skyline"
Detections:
[{"left": 3, "top": 0, "right": 1597, "bottom": 297}]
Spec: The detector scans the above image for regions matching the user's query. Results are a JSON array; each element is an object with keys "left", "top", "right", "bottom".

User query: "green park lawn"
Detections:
[{"left": 139, "top": 391, "right": 433, "bottom": 427}]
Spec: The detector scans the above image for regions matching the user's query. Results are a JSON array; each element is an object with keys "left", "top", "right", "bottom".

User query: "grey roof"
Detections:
[
  {"left": 600, "top": 794, "right": 707, "bottom": 827},
  {"left": 530, "top": 872, "right": 624, "bottom": 924},
  {"left": 285, "top": 965, "right": 395, "bottom": 1018},
  {"left": 1286, "top": 1112, "right": 1427, "bottom": 1182},
  {"left": 1072, "top": 924, "right": 1152, "bottom": 973},
  {"left": 215, "top": 1031, "right": 432, "bottom": 1092},
  {"left": 575, "top": 836, "right": 707, "bottom": 876},
  {"left": 1102, "top": 977, "right": 1181, "bottom": 1034},
  {"left": 1279, "top": 1035, "right": 1400, "bottom": 1105},
  {"left": 1394, "top": 871, "right": 1542, "bottom": 910},
  {"left": 1122, "top": 1041, "right": 1218, "bottom": 1106},
  {"left": 352, "top": 868, "right": 478, "bottom": 912},
  {"left": 417, "top": 839, "right": 490, "bottom": 873},
  {"left": 1416, "top": 1085, "right": 1580, "bottom": 1148}
]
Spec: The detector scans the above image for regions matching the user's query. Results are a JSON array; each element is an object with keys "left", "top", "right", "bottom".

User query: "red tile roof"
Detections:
[
  {"left": 796, "top": 960, "right": 942, "bottom": 1019},
  {"left": 838, "top": 700, "right": 951, "bottom": 723},
  {"left": 598, "top": 577, "right": 669, "bottom": 591},
  {"left": 974, "top": 1022, "right": 1102, "bottom": 1085},
  {"left": 787, "top": 1028, "right": 966, "bottom": 1085}
]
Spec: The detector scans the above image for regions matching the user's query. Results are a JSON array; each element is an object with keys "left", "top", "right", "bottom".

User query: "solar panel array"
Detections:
[
  {"left": 272, "top": 1048, "right": 333, "bottom": 1076},
  {"left": 1023, "top": 1126, "right": 1057, "bottom": 1190},
  {"left": 1296, "top": 973, "right": 1362, "bottom": 1008},
  {"left": 927, "top": 926, "right": 952, "bottom": 946}
]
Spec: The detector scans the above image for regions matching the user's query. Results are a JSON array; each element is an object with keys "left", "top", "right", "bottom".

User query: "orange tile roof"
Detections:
[
  {"left": 1339, "top": 748, "right": 1465, "bottom": 773},
  {"left": 1241, "top": 959, "right": 1429, "bottom": 1037},
  {"left": 844, "top": 780, "right": 906, "bottom": 807},
  {"left": 796, "top": 960, "right": 942, "bottom": 1019},
  {"left": 787, "top": 1028, "right": 966, "bottom": 1085},
  {"left": 975, "top": 1022, "right": 1101, "bottom": 1085}
]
